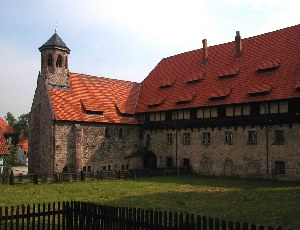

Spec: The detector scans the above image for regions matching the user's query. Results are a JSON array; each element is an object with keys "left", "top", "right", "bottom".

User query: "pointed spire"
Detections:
[
  {"left": 54, "top": 23, "right": 58, "bottom": 34},
  {"left": 39, "top": 29, "right": 70, "bottom": 53}
]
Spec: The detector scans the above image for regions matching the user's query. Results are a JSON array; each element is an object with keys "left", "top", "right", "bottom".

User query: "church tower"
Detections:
[{"left": 39, "top": 30, "right": 71, "bottom": 86}]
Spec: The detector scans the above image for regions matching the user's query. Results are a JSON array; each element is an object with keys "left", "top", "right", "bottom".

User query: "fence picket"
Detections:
[
  {"left": 221, "top": 220, "right": 226, "bottom": 230},
  {"left": 26, "top": 205, "right": 30, "bottom": 230},
  {"left": 9, "top": 206, "right": 14, "bottom": 230},
  {"left": 37, "top": 204, "right": 41, "bottom": 230},
  {"left": 16, "top": 206, "right": 20, "bottom": 230},
  {"left": 208, "top": 217, "right": 213, "bottom": 230},
  {"left": 4, "top": 207, "right": 8, "bottom": 230},
  {"left": 196, "top": 215, "right": 201, "bottom": 230},
  {"left": 214, "top": 218, "right": 219, "bottom": 230}
]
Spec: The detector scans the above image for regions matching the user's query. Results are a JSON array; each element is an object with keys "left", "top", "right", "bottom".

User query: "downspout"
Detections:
[
  {"left": 175, "top": 110, "right": 178, "bottom": 167},
  {"left": 51, "top": 123, "right": 56, "bottom": 180},
  {"left": 264, "top": 103, "right": 270, "bottom": 178}
]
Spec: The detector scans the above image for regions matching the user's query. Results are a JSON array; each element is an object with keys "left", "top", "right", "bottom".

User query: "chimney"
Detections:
[
  {"left": 235, "top": 31, "right": 243, "bottom": 58},
  {"left": 202, "top": 39, "right": 208, "bottom": 65}
]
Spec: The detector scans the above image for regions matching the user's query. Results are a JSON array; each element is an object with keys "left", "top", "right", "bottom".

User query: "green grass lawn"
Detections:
[{"left": 0, "top": 176, "right": 299, "bottom": 229}]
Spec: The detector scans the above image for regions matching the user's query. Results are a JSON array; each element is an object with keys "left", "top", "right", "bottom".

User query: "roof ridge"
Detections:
[
  {"left": 158, "top": 24, "right": 300, "bottom": 62},
  {"left": 69, "top": 72, "right": 140, "bottom": 84}
]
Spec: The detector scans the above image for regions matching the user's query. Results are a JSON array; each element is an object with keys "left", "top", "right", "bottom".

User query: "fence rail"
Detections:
[
  {"left": 0, "top": 201, "right": 291, "bottom": 230},
  {"left": 0, "top": 167, "right": 192, "bottom": 185}
]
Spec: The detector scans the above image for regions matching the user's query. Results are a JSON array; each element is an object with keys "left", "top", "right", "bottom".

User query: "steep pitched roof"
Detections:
[
  {"left": 49, "top": 73, "right": 140, "bottom": 124},
  {"left": 17, "top": 139, "right": 29, "bottom": 154},
  {"left": 39, "top": 32, "right": 71, "bottom": 53},
  {"left": 135, "top": 24, "right": 300, "bottom": 113}
]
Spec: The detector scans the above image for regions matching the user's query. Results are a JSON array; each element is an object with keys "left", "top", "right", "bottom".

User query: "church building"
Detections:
[{"left": 29, "top": 25, "right": 300, "bottom": 180}]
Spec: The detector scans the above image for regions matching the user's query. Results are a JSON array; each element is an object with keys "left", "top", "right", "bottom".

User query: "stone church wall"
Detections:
[
  {"left": 53, "top": 122, "right": 143, "bottom": 173},
  {"left": 28, "top": 73, "right": 54, "bottom": 177}
]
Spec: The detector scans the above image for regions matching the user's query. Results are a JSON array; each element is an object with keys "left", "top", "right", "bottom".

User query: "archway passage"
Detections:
[{"left": 143, "top": 151, "right": 157, "bottom": 169}]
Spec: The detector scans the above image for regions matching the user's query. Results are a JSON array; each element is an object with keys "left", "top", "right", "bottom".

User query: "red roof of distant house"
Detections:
[
  {"left": 17, "top": 139, "right": 29, "bottom": 154},
  {"left": 0, "top": 117, "right": 17, "bottom": 134},
  {"left": 49, "top": 73, "right": 141, "bottom": 124},
  {"left": 0, "top": 118, "right": 15, "bottom": 155},
  {"left": 135, "top": 24, "right": 300, "bottom": 112}
]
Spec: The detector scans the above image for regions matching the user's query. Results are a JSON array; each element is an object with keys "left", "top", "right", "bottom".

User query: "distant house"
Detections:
[
  {"left": 17, "top": 139, "right": 28, "bottom": 166},
  {"left": 0, "top": 118, "right": 18, "bottom": 174}
]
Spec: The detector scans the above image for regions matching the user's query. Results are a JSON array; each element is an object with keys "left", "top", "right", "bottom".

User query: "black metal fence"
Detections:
[
  {"left": 0, "top": 201, "right": 291, "bottom": 230},
  {"left": 0, "top": 167, "right": 193, "bottom": 185}
]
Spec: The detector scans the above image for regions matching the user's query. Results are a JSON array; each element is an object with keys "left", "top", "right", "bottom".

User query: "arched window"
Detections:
[
  {"left": 146, "top": 134, "right": 151, "bottom": 149},
  {"left": 105, "top": 128, "right": 109, "bottom": 139},
  {"left": 119, "top": 128, "right": 123, "bottom": 139},
  {"left": 47, "top": 54, "right": 53, "bottom": 67},
  {"left": 56, "top": 55, "right": 62, "bottom": 67},
  {"left": 65, "top": 56, "right": 68, "bottom": 69}
]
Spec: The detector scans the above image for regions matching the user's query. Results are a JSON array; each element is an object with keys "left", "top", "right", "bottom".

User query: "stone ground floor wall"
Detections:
[
  {"left": 53, "top": 122, "right": 143, "bottom": 173},
  {"left": 145, "top": 124, "right": 300, "bottom": 180}
]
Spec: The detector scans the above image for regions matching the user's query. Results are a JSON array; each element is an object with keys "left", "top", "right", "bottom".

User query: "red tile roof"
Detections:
[
  {"left": 49, "top": 73, "right": 140, "bottom": 124},
  {"left": 0, "top": 118, "right": 14, "bottom": 155},
  {"left": 17, "top": 139, "right": 29, "bottom": 154},
  {"left": 136, "top": 24, "right": 300, "bottom": 112},
  {"left": 0, "top": 117, "right": 16, "bottom": 134}
]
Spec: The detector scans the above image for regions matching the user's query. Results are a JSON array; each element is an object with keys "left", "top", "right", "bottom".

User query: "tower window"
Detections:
[
  {"left": 56, "top": 55, "right": 62, "bottom": 67},
  {"left": 65, "top": 56, "right": 68, "bottom": 69},
  {"left": 47, "top": 54, "right": 53, "bottom": 67}
]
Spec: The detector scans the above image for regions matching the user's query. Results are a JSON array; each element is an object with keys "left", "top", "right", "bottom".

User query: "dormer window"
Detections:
[
  {"left": 247, "top": 84, "right": 273, "bottom": 97},
  {"left": 256, "top": 59, "right": 280, "bottom": 73},
  {"left": 56, "top": 55, "right": 62, "bottom": 67},
  {"left": 47, "top": 54, "right": 53, "bottom": 67},
  {"left": 218, "top": 67, "right": 239, "bottom": 79}
]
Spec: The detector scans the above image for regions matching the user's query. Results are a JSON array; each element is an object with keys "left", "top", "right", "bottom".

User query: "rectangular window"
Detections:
[
  {"left": 274, "top": 130, "right": 284, "bottom": 144},
  {"left": 203, "top": 132, "right": 211, "bottom": 145},
  {"left": 226, "top": 106, "right": 234, "bottom": 116},
  {"left": 225, "top": 131, "right": 233, "bottom": 144},
  {"left": 243, "top": 105, "right": 250, "bottom": 115},
  {"left": 108, "top": 165, "right": 112, "bottom": 171},
  {"left": 102, "top": 165, "right": 107, "bottom": 171},
  {"left": 279, "top": 101, "right": 288, "bottom": 113},
  {"left": 183, "top": 132, "right": 191, "bottom": 145},
  {"left": 121, "top": 165, "right": 125, "bottom": 170},
  {"left": 248, "top": 131, "right": 257, "bottom": 144},
  {"left": 126, "top": 164, "right": 129, "bottom": 170},
  {"left": 166, "top": 133, "right": 173, "bottom": 145},
  {"left": 87, "top": 165, "right": 92, "bottom": 172},
  {"left": 82, "top": 166, "right": 87, "bottom": 172},
  {"left": 275, "top": 161, "right": 285, "bottom": 175}
]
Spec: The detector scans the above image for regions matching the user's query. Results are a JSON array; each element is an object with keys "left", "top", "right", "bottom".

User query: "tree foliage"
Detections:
[
  {"left": 4, "top": 142, "right": 17, "bottom": 169},
  {"left": 4, "top": 112, "right": 31, "bottom": 138}
]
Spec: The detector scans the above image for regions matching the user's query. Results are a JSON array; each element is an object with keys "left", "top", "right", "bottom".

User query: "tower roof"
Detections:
[{"left": 39, "top": 32, "right": 71, "bottom": 53}]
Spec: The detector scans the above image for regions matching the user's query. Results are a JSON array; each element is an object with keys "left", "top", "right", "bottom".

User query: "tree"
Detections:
[
  {"left": 4, "top": 112, "right": 17, "bottom": 127},
  {"left": 4, "top": 112, "right": 31, "bottom": 139}
]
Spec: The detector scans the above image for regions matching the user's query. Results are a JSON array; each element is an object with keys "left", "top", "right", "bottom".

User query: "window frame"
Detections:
[
  {"left": 183, "top": 132, "right": 191, "bottom": 145},
  {"left": 275, "top": 161, "right": 285, "bottom": 175},
  {"left": 274, "top": 130, "right": 284, "bottom": 144},
  {"left": 202, "top": 132, "right": 211, "bottom": 145},
  {"left": 166, "top": 133, "right": 173, "bottom": 145},
  {"left": 248, "top": 131, "right": 257, "bottom": 144},
  {"left": 224, "top": 131, "right": 233, "bottom": 144}
]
